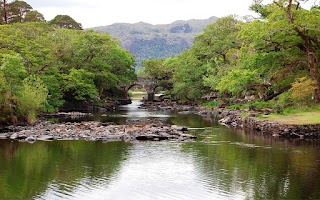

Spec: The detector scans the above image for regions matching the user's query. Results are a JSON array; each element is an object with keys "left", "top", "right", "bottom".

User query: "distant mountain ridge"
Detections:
[{"left": 92, "top": 16, "right": 218, "bottom": 68}]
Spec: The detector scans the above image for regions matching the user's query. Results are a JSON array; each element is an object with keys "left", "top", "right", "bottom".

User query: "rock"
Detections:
[
  {"left": 198, "top": 111, "right": 212, "bottom": 116},
  {"left": 0, "top": 120, "right": 196, "bottom": 143},
  {"left": 10, "top": 133, "right": 19, "bottom": 140},
  {"left": 25, "top": 137, "right": 36, "bottom": 142},
  {"left": 171, "top": 125, "right": 188, "bottom": 131},
  {"left": 0, "top": 134, "right": 9, "bottom": 139},
  {"left": 37, "top": 136, "right": 54, "bottom": 141}
]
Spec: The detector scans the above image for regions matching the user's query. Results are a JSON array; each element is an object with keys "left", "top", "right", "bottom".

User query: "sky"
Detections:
[{"left": 26, "top": 0, "right": 317, "bottom": 28}]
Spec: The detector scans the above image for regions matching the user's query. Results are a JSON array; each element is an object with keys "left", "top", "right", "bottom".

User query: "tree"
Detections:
[
  {"left": 0, "top": 54, "right": 27, "bottom": 91},
  {"left": 50, "top": 15, "right": 82, "bottom": 30},
  {"left": 242, "top": 0, "right": 320, "bottom": 103},
  {"left": 7, "top": 0, "right": 32, "bottom": 23},
  {"left": 140, "top": 58, "right": 174, "bottom": 90},
  {"left": 62, "top": 68, "right": 98, "bottom": 101},
  {"left": 17, "top": 75, "right": 48, "bottom": 123},
  {"left": 171, "top": 50, "right": 210, "bottom": 101},
  {"left": 24, "top": 10, "right": 44, "bottom": 22},
  {"left": 0, "top": 0, "right": 45, "bottom": 24}
]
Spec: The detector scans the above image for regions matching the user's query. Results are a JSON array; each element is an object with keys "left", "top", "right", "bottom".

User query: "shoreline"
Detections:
[
  {"left": 2, "top": 100, "right": 320, "bottom": 142},
  {"left": 140, "top": 100, "right": 320, "bottom": 139}
]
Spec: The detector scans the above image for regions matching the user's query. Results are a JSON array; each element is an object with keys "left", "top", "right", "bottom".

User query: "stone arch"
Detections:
[{"left": 126, "top": 78, "right": 158, "bottom": 101}]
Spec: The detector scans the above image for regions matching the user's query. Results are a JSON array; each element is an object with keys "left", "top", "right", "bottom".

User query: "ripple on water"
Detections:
[{"left": 34, "top": 142, "right": 243, "bottom": 200}]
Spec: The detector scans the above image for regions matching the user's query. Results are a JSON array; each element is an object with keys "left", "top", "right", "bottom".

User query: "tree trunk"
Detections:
[
  {"left": 3, "top": 0, "right": 8, "bottom": 24},
  {"left": 307, "top": 47, "right": 320, "bottom": 103},
  {"left": 147, "top": 92, "right": 154, "bottom": 102}
]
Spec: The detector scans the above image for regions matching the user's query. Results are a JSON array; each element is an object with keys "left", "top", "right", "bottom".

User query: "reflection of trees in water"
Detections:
[
  {"left": 0, "top": 140, "right": 19, "bottom": 159},
  {"left": 0, "top": 140, "right": 131, "bottom": 199},
  {"left": 169, "top": 113, "right": 219, "bottom": 128},
  {"left": 182, "top": 129, "right": 320, "bottom": 199}
]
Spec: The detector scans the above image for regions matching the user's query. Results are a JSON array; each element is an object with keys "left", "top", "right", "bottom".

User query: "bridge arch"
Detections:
[{"left": 126, "top": 78, "right": 158, "bottom": 101}]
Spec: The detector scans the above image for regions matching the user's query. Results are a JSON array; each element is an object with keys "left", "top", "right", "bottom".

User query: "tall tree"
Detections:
[
  {"left": 24, "top": 10, "right": 44, "bottom": 22},
  {"left": 50, "top": 15, "right": 82, "bottom": 30},
  {"left": 7, "top": 0, "right": 32, "bottom": 23},
  {"left": 242, "top": 0, "right": 320, "bottom": 103}
]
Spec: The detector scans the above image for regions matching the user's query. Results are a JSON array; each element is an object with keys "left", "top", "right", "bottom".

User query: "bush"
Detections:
[
  {"left": 290, "top": 77, "right": 315, "bottom": 105},
  {"left": 17, "top": 75, "right": 48, "bottom": 123}
]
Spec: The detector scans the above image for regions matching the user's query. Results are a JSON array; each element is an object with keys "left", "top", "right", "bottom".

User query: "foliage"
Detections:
[
  {"left": 0, "top": 54, "right": 27, "bottom": 91},
  {"left": 0, "top": 0, "right": 44, "bottom": 24},
  {"left": 0, "top": 1, "right": 136, "bottom": 124},
  {"left": 139, "top": 58, "right": 174, "bottom": 89},
  {"left": 62, "top": 69, "right": 98, "bottom": 101},
  {"left": 290, "top": 77, "right": 315, "bottom": 105},
  {"left": 140, "top": 1, "right": 320, "bottom": 110},
  {"left": 16, "top": 75, "right": 48, "bottom": 123},
  {"left": 50, "top": 15, "right": 82, "bottom": 30}
]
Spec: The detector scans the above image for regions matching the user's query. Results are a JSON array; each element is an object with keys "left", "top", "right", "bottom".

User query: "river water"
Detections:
[{"left": 1, "top": 99, "right": 320, "bottom": 199}]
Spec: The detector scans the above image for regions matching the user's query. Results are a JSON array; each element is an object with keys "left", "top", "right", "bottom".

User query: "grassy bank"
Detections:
[{"left": 258, "top": 111, "right": 320, "bottom": 125}]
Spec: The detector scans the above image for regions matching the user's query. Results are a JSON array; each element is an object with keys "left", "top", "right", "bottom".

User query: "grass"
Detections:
[
  {"left": 258, "top": 111, "right": 320, "bottom": 125},
  {"left": 128, "top": 91, "right": 147, "bottom": 96}
]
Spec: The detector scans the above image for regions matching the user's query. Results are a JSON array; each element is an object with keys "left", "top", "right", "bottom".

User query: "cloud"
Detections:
[{"left": 25, "top": 0, "right": 317, "bottom": 28}]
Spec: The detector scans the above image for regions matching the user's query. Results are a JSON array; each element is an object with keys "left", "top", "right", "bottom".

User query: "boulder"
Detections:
[
  {"left": 37, "top": 136, "right": 54, "bottom": 141},
  {"left": 25, "top": 137, "right": 36, "bottom": 142}
]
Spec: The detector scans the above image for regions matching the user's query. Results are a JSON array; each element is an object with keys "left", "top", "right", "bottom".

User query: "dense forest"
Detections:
[
  {"left": 1, "top": 0, "right": 319, "bottom": 125},
  {"left": 0, "top": 0, "right": 136, "bottom": 124},
  {"left": 139, "top": 0, "right": 320, "bottom": 113}
]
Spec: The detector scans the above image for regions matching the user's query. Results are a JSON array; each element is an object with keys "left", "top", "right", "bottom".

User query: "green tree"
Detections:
[
  {"left": 140, "top": 58, "right": 174, "bottom": 89},
  {"left": 16, "top": 75, "right": 48, "bottom": 123},
  {"left": 50, "top": 15, "right": 82, "bottom": 30},
  {"left": 24, "top": 10, "right": 45, "bottom": 22},
  {"left": 7, "top": 0, "right": 32, "bottom": 23},
  {"left": 241, "top": 0, "right": 320, "bottom": 103},
  {"left": 62, "top": 68, "right": 98, "bottom": 101},
  {"left": 171, "top": 50, "right": 209, "bottom": 101},
  {"left": 0, "top": 54, "right": 27, "bottom": 91}
]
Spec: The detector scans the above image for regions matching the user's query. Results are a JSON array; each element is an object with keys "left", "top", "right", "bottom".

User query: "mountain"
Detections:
[{"left": 92, "top": 16, "right": 218, "bottom": 68}]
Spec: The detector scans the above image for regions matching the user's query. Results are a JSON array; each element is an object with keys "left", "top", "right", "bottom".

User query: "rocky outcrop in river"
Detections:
[{"left": 0, "top": 121, "right": 196, "bottom": 143}]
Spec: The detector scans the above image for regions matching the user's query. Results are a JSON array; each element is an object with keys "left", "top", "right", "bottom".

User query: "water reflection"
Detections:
[
  {"left": 1, "top": 99, "right": 320, "bottom": 199},
  {"left": 0, "top": 140, "right": 130, "bottom": 200},
  {"left": 183, "top": 128, "right": 320, "bottom": 200}
]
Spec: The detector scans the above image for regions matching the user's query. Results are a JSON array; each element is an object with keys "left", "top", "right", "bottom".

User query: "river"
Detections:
[{"left": 0, "top": 99, "right": 320, "bottom": 199}]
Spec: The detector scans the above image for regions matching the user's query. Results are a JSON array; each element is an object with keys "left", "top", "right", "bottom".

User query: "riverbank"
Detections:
[
  {"left": 141, "top": 100, "right": 320, "bottom": 139},
  {"left": 0, "top": 120, "right": 196, "bottom": 143},
  {"left": 218, "top": 110, "right": 320, "bottom": 139}
]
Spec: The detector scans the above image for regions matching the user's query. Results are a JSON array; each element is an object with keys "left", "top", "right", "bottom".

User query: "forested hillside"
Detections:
[
  {"left": 0, "top": 1, "right": 136, "bottom": 124},
  {"left": 140, "top": 1, "right": 320, "bottom": 112},
  {"left": 93, "top": 17, "right": 217, "bottom": 68}
]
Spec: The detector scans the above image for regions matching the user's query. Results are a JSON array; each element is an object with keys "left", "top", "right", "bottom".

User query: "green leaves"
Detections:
[
  {"left": 17, "top": 75, "right": 48, "bottom": 122},
  {"left": 0, "top": 20, "right": 136, "bottom": 123},
  {"left": 63, "top": 69, "right": 98, "bottom": 101},
  {"left": 50, "top": 15, "right": 82, "bottom": 30},
  {"left": 0, "top": 54, "right": 27, "bottom": 91}
]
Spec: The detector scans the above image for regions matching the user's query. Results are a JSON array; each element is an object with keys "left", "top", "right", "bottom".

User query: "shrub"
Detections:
[
  {"left": 17, "top": 75, "right": 48, "bottom": 123},
  {"left": 290, "top": 77, "right": 315, "bottom": 106}
]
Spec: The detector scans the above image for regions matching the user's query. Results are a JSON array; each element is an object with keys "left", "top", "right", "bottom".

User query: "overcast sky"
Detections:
[{"left": 26, "top": 0, "right": 316, "bottom": 28}]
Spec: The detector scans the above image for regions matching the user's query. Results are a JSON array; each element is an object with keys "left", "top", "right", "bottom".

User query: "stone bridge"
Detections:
[{"left": 126, "top": 78, "right": 158, "bottom": 101}]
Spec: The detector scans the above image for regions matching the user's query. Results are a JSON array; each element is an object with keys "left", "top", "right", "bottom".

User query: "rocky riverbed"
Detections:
[{"left": 0, "top": 120, "right": 196, "bottom": 143}]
